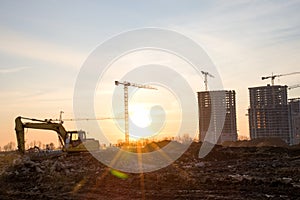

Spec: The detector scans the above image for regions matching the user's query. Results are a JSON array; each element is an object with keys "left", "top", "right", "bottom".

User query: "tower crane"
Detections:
[
  {"left": 114, "top": 81, "right": 157, "bottom": 145},
  {"left": 289, "top": 84, "right": 300, "bottom": 90},
  {"left": 201, "top": 71, "right": 214, "bottom": 91},
  {"left": 52, "top": 111, "right": 123, "bottom": 123},
  {"left": 262, "top": 72, "right": 300, "bottom": 86}
]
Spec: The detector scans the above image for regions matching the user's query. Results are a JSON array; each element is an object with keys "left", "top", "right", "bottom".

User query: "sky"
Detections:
[{"left": 0, "top": 0, "right": 300, "bottom": 148}]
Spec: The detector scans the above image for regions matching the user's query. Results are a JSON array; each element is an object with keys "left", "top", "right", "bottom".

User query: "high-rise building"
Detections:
[
  {"left": 197, "top": 90, "right": 237, "bottom": 144},
  {"left": 289, "top": 98, "right": 300, "bottom": 145},
  {"left": 248, "top": 85, "right": 292, "bottom": 144}
]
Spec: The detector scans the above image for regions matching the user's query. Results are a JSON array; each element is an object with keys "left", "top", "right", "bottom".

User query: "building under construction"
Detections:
[
  {"left": 248, "top": 85, "right": 292, "bottom": 144},
  {"left": 289, "top": 98, "right": 300, "bottom": 145},
  {"left": 197, "top": 90, "right": 237, "bottom": 144}
]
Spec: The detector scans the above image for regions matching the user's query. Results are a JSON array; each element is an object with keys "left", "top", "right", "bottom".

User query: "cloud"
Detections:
[
  {"left": 159, "top": 0, "right": 300, "bottom": 138},
  {"left": 0, "top": 66, "right": 31, "bottom": 74},
  {"left": 0, "top": 27, "right": 86, "bottom": 69}
]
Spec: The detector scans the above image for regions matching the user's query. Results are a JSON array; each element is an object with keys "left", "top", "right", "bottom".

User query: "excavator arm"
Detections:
[
  {"left": 15, "top": 117, "right": 25, "bottom": 153},
  {"left": 15, "top": 116, "right": 68, "bottom": 154}
]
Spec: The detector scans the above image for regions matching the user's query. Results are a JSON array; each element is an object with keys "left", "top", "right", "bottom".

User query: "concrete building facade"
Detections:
[
  {"left": 248, "top": 85, "right": 292, "bottom": 144},
  {"left": 289, "top": 98, "right": 300, "bottom": 145},
  {"left": 197, "top": 90, "right": 237, "bottom": 144}
]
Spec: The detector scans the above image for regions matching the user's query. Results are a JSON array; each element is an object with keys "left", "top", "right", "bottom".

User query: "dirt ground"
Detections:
[{"left": 1, "top": 142, "right": 300, "bottom": 200}]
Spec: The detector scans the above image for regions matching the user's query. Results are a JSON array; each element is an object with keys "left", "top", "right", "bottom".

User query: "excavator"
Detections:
[{"left": 15, "top": 116, "right": 100, "bottom": 154}]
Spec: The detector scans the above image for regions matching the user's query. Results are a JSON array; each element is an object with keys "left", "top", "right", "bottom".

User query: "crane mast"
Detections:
[
  {"left": 201, "top": 71, "right": 214, "bottom": 91},
  {"left": 114, "top": 81, "right": 157, "bottom": 145}
]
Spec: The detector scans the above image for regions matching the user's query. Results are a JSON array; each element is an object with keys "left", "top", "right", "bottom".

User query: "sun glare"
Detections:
[{"left": 129, "top": 104, "right": 151, "bottom": 128}]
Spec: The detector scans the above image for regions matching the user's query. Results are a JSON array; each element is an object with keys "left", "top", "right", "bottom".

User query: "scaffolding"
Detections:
[{"left": 197, "top": 90, "right": 237, "bottom": 144}]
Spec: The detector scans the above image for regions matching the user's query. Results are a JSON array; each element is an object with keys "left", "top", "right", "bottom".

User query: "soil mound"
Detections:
[{"left": 222, "top": 137, "right": 288, "bottom": 148}]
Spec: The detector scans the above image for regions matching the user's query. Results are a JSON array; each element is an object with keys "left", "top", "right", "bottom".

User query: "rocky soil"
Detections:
[{"left": 1, "top": 142, "right": 300, "bottom": 199}]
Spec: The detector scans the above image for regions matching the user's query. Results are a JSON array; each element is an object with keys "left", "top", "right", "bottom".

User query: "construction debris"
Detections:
[{"left": 0, "top": 142, "right": 300, "bottom": 199}]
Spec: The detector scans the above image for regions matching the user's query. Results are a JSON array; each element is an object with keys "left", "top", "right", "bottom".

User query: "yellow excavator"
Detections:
[{"left": 15, "top": 116, "right": 100, "bottom": 154}]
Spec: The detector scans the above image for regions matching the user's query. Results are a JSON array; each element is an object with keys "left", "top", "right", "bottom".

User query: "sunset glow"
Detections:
[{"left": 0, "top": 1, "right": 299, "bottom": 150}]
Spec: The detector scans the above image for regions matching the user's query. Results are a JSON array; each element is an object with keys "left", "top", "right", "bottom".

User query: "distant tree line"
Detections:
[
  {"left": 114, "top": 133, "right": 195, "bottom": 147},
  {"left": 0, "top": 140, "right": 57, "bottom": 152},
  {"left": 1, "top": 141, "right": 16, "bottom": 151}
]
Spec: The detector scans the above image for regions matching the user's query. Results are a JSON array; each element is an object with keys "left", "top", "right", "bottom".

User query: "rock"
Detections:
[
  {"left": 50, "top": 161, "right": 57, "bottom": 174},
  {"left": 292, "top": 183, "right": 300, "bottom": 188},
  {"left": 199, "top": 176, "right": 208, "bottom": 183},
  {"left": 229, "top": 174, "right": 243, "bottom": 182},
  {"left": 35, "top": 166, "right": 44, "bottom": 173},
  {"left": 183, "top": 165, "right": 192, "bottom": 169},
  {"left": 12, "top": 157, "right": 23, "bottom": 166},
  {"left": 265, "top": 194, "right": 275, "bottom": 198},
  {"left": 64, "top": 168, "right": 70, "bottom": 175},
  {"left": 282, "top": 177, "right": 292, "bottom": 184},
  {"left": 23, "top": 159, "right": 37, "bottom": 168},
  {"left": 195, "top": 162, "right": 205, "bottom": 167}
]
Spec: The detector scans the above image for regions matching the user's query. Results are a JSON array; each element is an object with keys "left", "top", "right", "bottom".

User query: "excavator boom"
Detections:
[
  {"left": 15, "top": 116, "right": 67, "bottom": 153},
  {"left": 15, "top": 116, "right": 99, "bottom": 154},
  {"left": 15, "top": 117, "right": 25, "bottom": 153}
]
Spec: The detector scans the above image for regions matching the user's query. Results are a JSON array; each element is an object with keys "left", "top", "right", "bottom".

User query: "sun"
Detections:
[{"left": 129, "top": 104, "right": 151, "bottom": 128}]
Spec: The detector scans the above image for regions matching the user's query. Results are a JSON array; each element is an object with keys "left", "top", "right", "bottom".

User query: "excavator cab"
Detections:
[
  {"left": 67, "top": 130, "right": 86, "bottom": 147},
  {"left": 64, "top": 130, "right": 99, "bottom": 152}
]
